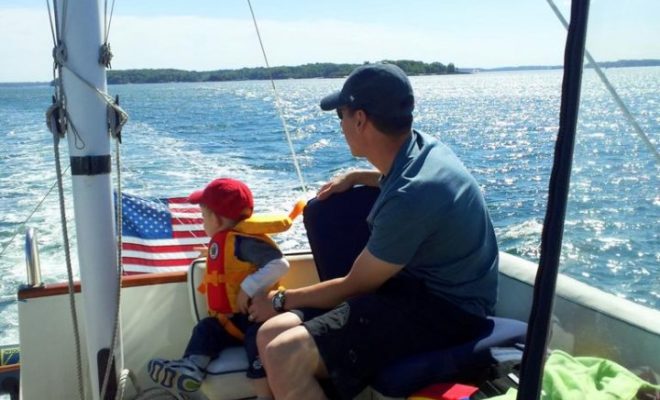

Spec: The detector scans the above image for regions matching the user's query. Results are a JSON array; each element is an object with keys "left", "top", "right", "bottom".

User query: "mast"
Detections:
[{"left": 54, "top": 0, "right": 120, "bottom": 398}]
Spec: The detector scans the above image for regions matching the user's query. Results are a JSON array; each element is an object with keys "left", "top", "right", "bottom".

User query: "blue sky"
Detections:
[{"left": 1, "top": 0, "right": 659, "bottom": 82}]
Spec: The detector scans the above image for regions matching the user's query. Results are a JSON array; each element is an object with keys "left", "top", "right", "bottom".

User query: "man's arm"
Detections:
[
  {"left": 316, "top": 170, "right": 381, "bottom": 200},
  {"left": 285, "top": 248, "right": 401, "bottom": 309},
  {"left": 248, "top": 248, "right": 402, "bottom": 321},
  {"left": 346, "top": 170, "right": 381, "bottom": 187}
]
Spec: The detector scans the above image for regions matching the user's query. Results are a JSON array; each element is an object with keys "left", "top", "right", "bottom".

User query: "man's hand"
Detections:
[
  {"left": 316, "top": 174, "right": 354, "bottom": 200},
  {"left": 248, "top": 290, "right": 278, "bottom": 323},
  {"left": 317, "top": 170, "right": 381, "bottom": 200},
  {"left": 237, "top": 288, "right": 250, "bottom": 314}
]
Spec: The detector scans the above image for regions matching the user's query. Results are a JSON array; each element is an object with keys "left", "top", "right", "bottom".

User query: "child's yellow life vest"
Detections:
[{"left": 197, "top": 200, "right": 305, "bottom": 338}]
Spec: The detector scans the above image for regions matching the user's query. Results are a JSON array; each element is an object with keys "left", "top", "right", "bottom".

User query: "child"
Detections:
[{"left": 147, "top": 178, "right": 288, "bottom": 399}]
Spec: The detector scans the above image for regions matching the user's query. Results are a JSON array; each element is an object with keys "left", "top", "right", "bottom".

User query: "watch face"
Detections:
[{"left": 273, "top": 291, "right": 285, "bottom": 312}]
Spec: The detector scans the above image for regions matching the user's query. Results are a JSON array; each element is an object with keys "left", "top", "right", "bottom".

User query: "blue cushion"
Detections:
[{"left": 371, "top": 317, "right": 527, "bottom": 397}]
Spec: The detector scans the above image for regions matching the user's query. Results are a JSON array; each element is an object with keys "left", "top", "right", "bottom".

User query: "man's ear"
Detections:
[{"left": 356, "top": 109, "right": 368, "bottom": 129}]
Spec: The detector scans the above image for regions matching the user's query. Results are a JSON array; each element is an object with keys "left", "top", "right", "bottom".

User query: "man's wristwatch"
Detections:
[{"left": 272, "top": 289, "right": 287, "bottom": 312}]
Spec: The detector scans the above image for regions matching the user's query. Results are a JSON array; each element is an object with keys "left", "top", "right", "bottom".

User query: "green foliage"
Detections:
[{"left": 107, "top": 60, "right": 460, "bottom": 84}]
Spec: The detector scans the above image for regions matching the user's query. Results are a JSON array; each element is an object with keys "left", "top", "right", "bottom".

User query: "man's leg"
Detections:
[
  {"left": 258, "top": 312, "right": 329, "bottom": 400},
  {"left": 262, "top": 325, "right": 328, "bottom": 400},
  {"left": 256, "top": 312, "right": 302, "bottom": 357}
]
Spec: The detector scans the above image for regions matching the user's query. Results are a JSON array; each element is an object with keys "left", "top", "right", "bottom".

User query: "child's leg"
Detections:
[
  {"left": 244, "top": 322, "right": 273, "bottom": 398},
  {"left": 149, "top": 317, "right": 241, "bottom": 394},
  {"left": 184, "top": 317, "right": 241, "bottom": 363}
]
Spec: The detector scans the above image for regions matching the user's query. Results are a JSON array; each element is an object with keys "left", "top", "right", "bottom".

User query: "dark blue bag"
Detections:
[{"left": 303, "top": 186, "right": 380, "bottom": 281}]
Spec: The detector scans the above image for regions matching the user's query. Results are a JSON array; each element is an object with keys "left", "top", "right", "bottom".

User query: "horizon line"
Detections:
[{"left": 2, "top": 58, "right": 658, "bottom": 85}]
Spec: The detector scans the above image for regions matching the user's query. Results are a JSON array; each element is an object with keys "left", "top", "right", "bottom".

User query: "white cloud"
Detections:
[
  {"left": 2, "top": 5, "right": 656, "bottom": 82},
  {"left": 109, "top": 16, "right": 566, "bottom": 71},
  {"left": 109, "top": 16, "right": 455, "bottom": 71},
  {"left": 0, "top": 9, "right": 55, "bottom": 82},
  {"left": 1, "top": 8, "right": 566, "bottom": 81}
]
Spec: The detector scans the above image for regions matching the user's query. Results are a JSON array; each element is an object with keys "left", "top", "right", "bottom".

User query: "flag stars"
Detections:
[{"left": 117, "top": 194, "right": 207, "bottom": 273}]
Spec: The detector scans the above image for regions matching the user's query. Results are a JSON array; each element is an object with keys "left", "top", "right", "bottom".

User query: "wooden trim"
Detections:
[
  {"left": 0, "top": 363, "right": 20, "bottom": 373},
  {"left": 18, "top": 282, "right": 81, "bottom": 300},
  {"left": 17, "top": 271, "right": 187, "bottom": 301},
  {"left": 16, "top": 253, "right": 312, "bottom": 301}
]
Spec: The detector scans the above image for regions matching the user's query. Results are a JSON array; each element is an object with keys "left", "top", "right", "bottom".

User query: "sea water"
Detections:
[{"left": 0, "top": 68, "right": 658, "bottom": 345}]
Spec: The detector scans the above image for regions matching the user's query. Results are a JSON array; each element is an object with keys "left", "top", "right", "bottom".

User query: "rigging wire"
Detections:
[
  {"left": 50, "top": 0, "right": 68, "bottom": 41},
  {"left": 0, "top": 166, "right": 70, "bottom": 259},
  {"left": 246, "top": 0, "right": 308, "bottom": 194},
  {"left": 45, "top": 0, "right": 57, "bottom": 46},
  {"left": 104, "top": 0, "right": 117, "bottom": 43},
  {"left": 546, "top": 0, "right": 659, "bottom": 163}
]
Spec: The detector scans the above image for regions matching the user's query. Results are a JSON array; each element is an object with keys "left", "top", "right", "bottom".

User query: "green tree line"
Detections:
[{"left": 107, "top": 60, "right": 458, "bottom": 84}]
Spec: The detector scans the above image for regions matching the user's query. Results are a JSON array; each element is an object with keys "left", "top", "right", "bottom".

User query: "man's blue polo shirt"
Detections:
[{"left": 366, "top": 130, "right": 498, "bottom": 316}]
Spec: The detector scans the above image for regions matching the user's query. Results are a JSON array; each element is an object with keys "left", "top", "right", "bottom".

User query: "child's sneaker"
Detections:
[{"left": 148, "top": 357, "right": 205, "bottom": 393}]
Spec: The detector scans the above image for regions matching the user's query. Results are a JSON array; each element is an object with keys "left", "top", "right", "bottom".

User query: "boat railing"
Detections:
[{"left": 24, "top": 227, "right": 42, "bottom": 288}]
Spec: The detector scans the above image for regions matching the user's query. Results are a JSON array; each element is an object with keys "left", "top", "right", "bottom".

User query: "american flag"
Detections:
[{"left": 119, "top": 193, "right": 208, "bottom": 274}]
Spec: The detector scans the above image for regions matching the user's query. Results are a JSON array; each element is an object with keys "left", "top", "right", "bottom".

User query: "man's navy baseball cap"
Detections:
[{"left": 320, "top": 63, "right": 414, "bottom": 118}]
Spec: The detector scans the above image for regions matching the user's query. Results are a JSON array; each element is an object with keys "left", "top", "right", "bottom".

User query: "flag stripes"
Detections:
[{"left": 119, "top": 193, "right": 208, "bottom": 274}]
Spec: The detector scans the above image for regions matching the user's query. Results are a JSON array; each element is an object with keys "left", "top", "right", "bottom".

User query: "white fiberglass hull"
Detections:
[{"left": 16, "top": 252, "right": 660, "bottom": 399}]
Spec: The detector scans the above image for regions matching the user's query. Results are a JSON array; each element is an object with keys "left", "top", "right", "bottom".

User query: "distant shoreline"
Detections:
[
  {"left": 2, "top": 59, "right": 658, "bottom": 86},
  {"left": 104, "top": 60, "right": 458, "bottom": 85},
  {"left": 466, "top": 58, "right": 660, "bottom": 73}
]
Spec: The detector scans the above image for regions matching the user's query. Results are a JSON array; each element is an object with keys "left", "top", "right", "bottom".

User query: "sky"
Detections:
[{"left": 0, "top": 0, "right": 659, "bottom": 82}]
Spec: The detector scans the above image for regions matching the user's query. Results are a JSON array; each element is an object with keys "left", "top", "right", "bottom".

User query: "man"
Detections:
[{"left": 249, "top": 63, "right": 499, "bottom": 399}]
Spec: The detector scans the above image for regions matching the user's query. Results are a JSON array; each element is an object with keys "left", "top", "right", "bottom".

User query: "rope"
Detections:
[
  {"left": 101, "top": 113, "right": 130, "bottom": 399},
  {"left": 246, "top": 0, "right": 308, "bottom": 194},
  {"left": 115, "top": 368, "right": 181, "bottom": 400},
  {"left": 108, "top": 96, "right": 129, "bottom": 141},
  {"left": 546, "top": 0, "right": 659, "bottom": 163},
  {"left": 101, "top": 141, "right": 122, "bottom": 399},
  {"left": 47, "top": 1, "right": 87, "bottom": 397},
  {"left": 100, "top": 0, "right": 126, "bottom": 393},
  {"left": 116, "top": 369, "right": 183, "bottom": 400},
  {"left": 60, "top": 63, "right": 128, "bottom": 140},
  {"left": 115, "top": 369, "right": 134, "bottom": 400},
  {"left": 53, "top": 133, "right": 86, "bottom": 400},
  {"left": 100, "top": 0, "right": 117, "bottom": 68},
  {"left": 100, "top": 43, "right": 114, "bottom": 69}
]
